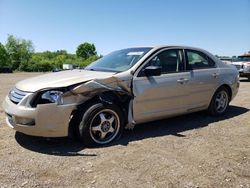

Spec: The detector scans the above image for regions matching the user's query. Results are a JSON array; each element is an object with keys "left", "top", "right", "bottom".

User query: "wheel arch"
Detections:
[
  {"left": 68, "top": 91, "right": 131, "bottom": 138},
  {"left": 214, "top": 84, "right": 232, "bottom": 102}
]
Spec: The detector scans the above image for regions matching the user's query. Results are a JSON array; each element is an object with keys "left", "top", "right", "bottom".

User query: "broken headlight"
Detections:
[
  {"left": 31, "top": 89, "right": 67, "bottom": 107},
  {"left": 41, "top": 90, "right": 64, "bottom": 105}
]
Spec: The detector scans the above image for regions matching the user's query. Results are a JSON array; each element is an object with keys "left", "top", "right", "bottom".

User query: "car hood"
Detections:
[{"left": 16, "top": 69, "right": 116, "bottom": 92}]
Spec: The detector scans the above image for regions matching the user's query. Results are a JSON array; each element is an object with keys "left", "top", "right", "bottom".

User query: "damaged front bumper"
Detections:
[
  {"left": 2, "top": 74, "right": 135, "bottom": 137},
  {"left": 2, "top": 96, "right": 76, "bottom": 137}
]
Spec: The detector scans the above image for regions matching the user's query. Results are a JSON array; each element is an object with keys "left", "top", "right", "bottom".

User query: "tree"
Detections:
[
  {"left": 55, "top": 50, "right": 67, "bottom": 56},
  {"left": 0, "top": 43, "right": 10, "bottom": 67},
  {"left": 0, "top": 35, "right": 100, "bottom": 72},
  {"left": 76, "top": 42, "right": 97, "bottom": 60},
  {"left": 5, "top": 35, "right": 34, "bottom": 70}
]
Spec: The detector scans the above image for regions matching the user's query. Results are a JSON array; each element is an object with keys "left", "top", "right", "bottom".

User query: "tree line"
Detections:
[{"left": 0, "top": 35, "right": 101, "bottom": 72}]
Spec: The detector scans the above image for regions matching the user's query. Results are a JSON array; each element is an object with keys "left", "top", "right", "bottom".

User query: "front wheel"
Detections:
[
  {"left": 208, "top": 87, "right": 230, "bottom": 116},
  {"left": 78, "top": 103, "right": 124, "bottom": 146}
]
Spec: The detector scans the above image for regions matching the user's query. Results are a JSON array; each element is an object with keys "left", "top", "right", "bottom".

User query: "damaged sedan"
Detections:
[{"left": 2, "top": 46, "right": 239, "bottom": 146}]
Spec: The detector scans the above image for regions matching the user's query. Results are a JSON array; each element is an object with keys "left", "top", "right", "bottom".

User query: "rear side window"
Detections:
[{"left": 186, "top": 50, "right": 215, "bottom": 70}]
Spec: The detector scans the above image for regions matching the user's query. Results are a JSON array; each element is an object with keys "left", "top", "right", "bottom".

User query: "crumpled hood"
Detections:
[{"left": 16, "top": 69, "right": 116, "bottom": 92}]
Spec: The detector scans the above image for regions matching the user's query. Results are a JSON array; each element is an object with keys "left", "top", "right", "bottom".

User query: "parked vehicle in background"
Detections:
[
  {"left": 232, "top": 52, "right": 250, "bottom": 80},
  {"left": 52, "top": 68, "right": 62, "bottom": 72},
  {"left": 63, "top": 64, "right": 74, "bottom": 70},
  {"left": 218, "top": 57, "right": 232, "bottom": 65},
  {"left": 0, "top": 67, "right": 13, "bottom": 73},
  {"left": 2, "top": 45, "right": 240, "bottom": 146}
]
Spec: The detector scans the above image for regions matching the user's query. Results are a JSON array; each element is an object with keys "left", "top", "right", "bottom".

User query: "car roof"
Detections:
[
  {"left": 153, "top": 45, "right": 206, "bottom": 51},
  {"left": 129, "top": 45, "right": 206, "bottom": 52}
]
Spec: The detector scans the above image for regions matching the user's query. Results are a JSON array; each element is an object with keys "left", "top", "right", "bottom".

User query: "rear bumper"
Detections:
[
  {"left": 2, "top": 96, "right": 76, "bottom": 137},
  {"left": 232, "top": 81, "right": 240, "bottom": 100},
  {"left": 228, "top": 74, "right": 240, "bottom": 101}
]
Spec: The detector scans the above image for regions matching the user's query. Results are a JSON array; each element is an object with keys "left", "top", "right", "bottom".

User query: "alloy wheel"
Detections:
[
  {"left": 89, "top": 109, "right": 120, "bottom": 144},
  {"left": 215, "top": 90, "right": 228, "bottom": 113}
]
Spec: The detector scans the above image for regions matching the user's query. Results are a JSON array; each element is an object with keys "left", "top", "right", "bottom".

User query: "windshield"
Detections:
[
  {"left": 85, "top": 48, "right": 152, "bottom": 72},
  {"left": 234, "top": 56, "right": 250, "bottom": 62}
]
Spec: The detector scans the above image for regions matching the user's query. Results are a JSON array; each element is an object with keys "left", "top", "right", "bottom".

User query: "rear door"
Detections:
[
  {"left": 132, "top": 48, "right": 190, "bottom": 123},
  {"left": 184, "top": 49, "right": 220, "bottom": 110}
]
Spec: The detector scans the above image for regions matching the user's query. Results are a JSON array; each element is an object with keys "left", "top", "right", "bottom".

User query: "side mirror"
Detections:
[{"left": 143, "top": 66, "right": 162, "bottom": 76}]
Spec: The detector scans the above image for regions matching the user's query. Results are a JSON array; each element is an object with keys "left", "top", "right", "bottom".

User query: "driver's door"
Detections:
[{"left": 132, "top": 49, "right": 190, "bottom": 124}]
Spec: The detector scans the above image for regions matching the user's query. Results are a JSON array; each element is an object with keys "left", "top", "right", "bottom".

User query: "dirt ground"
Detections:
[{"left": 0, "top": 72, "right": 249, "bottom": 188}]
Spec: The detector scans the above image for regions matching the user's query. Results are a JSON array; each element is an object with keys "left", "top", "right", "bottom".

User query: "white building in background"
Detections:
[{"left": 63, "top": 64, "right": 73, "bottom": 70}]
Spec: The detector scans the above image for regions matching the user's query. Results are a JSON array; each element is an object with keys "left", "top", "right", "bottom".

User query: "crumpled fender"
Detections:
[{"left": 70, "top": 76, "right": 135, "bottom": 129}]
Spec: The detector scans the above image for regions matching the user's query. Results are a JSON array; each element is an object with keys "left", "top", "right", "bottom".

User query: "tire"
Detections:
[
  {"left": 78, "top": 102, "right": 124, "bottom": 147},
  {"left": 208, "top": 86, "right": 230, "bottom": 116}
]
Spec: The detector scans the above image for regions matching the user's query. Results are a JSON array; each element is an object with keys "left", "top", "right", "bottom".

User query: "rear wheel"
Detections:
[
  {"left": 208, "top": 87, "right": 230, "bottom": 116},
  {"left": 78, "top": 103, "right": 124, "bottom": 146}
]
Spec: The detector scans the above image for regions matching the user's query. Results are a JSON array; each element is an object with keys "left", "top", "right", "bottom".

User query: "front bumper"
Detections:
[
  {"left": 240, "top": 72, "right": 250, "bottom": 78},
  {"left": 2, "top": 96, "right": 76, "bottom": 137},
  {"left": 235, "top": 67, "right": 250, "bottom": 78}
]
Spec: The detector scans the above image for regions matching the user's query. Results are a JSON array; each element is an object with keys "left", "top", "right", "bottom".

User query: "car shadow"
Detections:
[
  {"left": 110, "top": 105, "right": 249, "bottom": 146},
  {"left": 15, "top": 105, "right": 249, "bottom": 155},
  {"left": 15, "top": 133, "right": 96, "bottom": 157},
  {"left": 240, "top": 78, "right": 250, "bottom": 82}
]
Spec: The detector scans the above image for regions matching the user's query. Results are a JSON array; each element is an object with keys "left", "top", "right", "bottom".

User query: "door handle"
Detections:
[
  {"left": 177, "top": 78, "right": 189, "bottom": 84},
  {"left": 212, "top": 73, "right": 219, "bottom": 78}
]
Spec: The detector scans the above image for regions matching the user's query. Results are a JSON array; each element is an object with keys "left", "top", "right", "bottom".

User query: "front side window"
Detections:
[
  {"left": 186, "top": 50, "right": 215, "bottom": 70},
  {"left": 144, "top": 49, "right": 184, "bottom": 74}
]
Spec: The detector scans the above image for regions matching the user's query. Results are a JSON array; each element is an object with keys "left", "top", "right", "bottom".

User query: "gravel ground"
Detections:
[{"left": 0, "top": 72, "right": 249, "bottom": 188}]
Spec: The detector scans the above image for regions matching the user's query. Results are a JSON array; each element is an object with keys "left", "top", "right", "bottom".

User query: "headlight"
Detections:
[
  {"left": 243, "top": 63, "right": 250, "bottom": 69},
  {"left": 41, "top": 90, "right": 64, "bottom": 105}
]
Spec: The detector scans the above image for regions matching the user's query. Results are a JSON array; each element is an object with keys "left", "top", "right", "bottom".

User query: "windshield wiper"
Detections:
[{"left": 85, "top": 68, "right": 96, "bottom": 71}]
